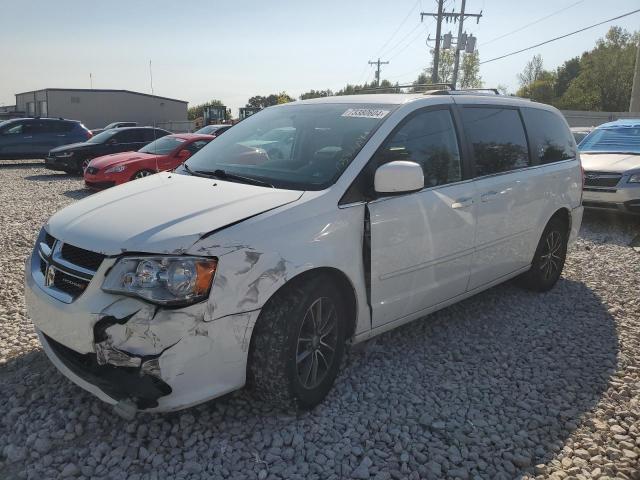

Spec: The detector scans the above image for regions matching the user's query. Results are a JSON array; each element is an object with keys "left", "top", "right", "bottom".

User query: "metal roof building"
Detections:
[{"left": 14, "top": 88, "right": 188, "bottom": 129}]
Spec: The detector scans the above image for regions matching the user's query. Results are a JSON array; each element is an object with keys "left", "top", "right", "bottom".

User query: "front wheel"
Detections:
[
  {"left": 132, "top": 169, "right": 155, "bottom": 180},
  {"left": 518, "top": 217, "right": 568, "bottom": 291},
  {"left": 248, "top": 276, "right": 346, "bottom": 409}
]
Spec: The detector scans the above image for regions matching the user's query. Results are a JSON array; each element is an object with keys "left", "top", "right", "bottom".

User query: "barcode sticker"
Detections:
[{"left": 341, "top": 108, "right": 389, "bottom": 119}]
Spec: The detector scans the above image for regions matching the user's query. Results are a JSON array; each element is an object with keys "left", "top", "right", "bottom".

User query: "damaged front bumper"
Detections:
[{"left": 25, "top": 252, "right": 260, "bottom": 412}]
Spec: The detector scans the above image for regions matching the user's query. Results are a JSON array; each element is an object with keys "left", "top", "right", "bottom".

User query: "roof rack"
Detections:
[
  {"left": 350, "top": 84, "right": 502, "bottom": 96},
  {"left": 353, "top": 83, "right": 454, "bottom": 94}
]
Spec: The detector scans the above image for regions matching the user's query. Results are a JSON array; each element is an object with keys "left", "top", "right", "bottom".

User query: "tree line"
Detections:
[{"left": 516, "top": 27, "right": 639, "bottom": 111}]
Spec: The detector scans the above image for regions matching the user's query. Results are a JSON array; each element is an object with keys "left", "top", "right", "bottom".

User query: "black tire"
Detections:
[
  {"left": 248, "top": 276, "right": 346, "bottom": 410},
  {"left": 518, "top": 216, "right": 568, "bottom": 291}
]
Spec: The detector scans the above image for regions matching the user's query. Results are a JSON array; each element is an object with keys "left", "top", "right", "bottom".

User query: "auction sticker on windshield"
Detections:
[{"left": 342, "top": 108, "right": 389, "bottom": 119}]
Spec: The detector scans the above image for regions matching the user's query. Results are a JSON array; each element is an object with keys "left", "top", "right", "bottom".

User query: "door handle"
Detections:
[
  {"left": 480, "top": 191, "right": 498, "bottom": 202},
  {"left": 56, "top": 134, "right": 66, "bottom": 137},
  {"left": 451, "top": 197, "right": 473, "bottom": 209},
  {"left": 23, "top": 136, "right": 33, "bottom": 139}
]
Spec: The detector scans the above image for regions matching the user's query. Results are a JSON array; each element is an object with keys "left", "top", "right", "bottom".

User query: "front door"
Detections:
[{"left": 367, "top": 107, "right": 477, "bottom": 327}]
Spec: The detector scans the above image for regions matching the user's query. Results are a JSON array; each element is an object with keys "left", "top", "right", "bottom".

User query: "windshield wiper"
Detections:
[
  {"left": 205, "top": 169, "right": 275, "bottom": 188},
  {"left": 183, "top": 164, "right": 275, "bottom": 188}
]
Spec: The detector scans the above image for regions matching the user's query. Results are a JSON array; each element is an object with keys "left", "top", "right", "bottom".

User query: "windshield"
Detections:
[
  {"left": 579, "top": 125, "right": 640, "bottom": 154},
  {"left": 182, "top": 103, "right": 394, "bottom": 190},
  {"left": 139, "top": 136, "right": 185, "bottom": 154},
  {"left": 104, "top": 122, "right": 119, "bottom": 129},
  {"left": 87, "top": 129, "right": 116, "bottom": 144}
]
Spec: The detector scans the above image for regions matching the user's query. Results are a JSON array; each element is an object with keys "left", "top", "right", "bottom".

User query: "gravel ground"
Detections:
[{"left": 0, "top": 161, "right": 638, "bottom": 480}]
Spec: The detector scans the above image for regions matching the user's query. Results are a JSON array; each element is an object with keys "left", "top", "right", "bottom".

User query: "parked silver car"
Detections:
[{"left": 580, "top": 119, "right": 640, "bottom": 214}]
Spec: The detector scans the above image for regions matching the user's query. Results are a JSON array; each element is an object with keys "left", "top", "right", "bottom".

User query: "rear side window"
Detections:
[
  {"left": 373, "top": 108, "right": 462, "bottom": 188},
  {"left": 521, "top": 108, "right": 575, "bottom": 164},
  {"left": 461, "top": 107, "right": 530, "bottom": 176},
  {"left": 116, "top": 129, "right": 145, "bottom": 143}
]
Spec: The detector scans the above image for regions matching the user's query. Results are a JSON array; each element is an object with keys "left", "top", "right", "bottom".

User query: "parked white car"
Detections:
[
  {"left": 25, "top": 92, "right": 583, "bottom": 415},
  {"left": 579, "top": 119, "right": 640, "bottom": 214}
]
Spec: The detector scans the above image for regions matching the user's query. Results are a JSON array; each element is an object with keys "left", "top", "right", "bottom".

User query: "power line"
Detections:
[
  {"left": 387, "top": 22, "right": 430, "bottom": 61},
  {"left": 376, "top": 0, "right": 421, "bottom": 58},
  {"left": 480, "top": 8, "right": 640, "bottom": 65},
  {"left": 480, "top": 0, "right": 585, "bottom": 46}
]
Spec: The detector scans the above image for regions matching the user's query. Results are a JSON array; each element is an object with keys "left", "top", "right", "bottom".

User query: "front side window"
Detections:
[
  {"left": 139, "top": 136, "right": 186, "bottom": 154},
  {"left": 579, "top": 125, "right": 640, "bottom": 154},
  {"left": 116, "top": 129, "right": 144, "bottom": 143},
  {"left": 522, "top": 108, "right": 575, "bottom": 164},
  {"left": 372, "top": 108, "right": 462, "bottom": 188},
  {"left": 183, "top": 103, "right": 395, "bottom": 190},
  {"left": 462, "top": 107, "right": 530, "bottom": 176}
]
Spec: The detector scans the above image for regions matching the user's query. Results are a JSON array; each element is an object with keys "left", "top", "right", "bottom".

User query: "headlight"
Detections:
[
  {"left": 105, "top": 165, "right": 126, "bottom": 173},
  {"left": 628, "top": 173, "right": 640, "bottom": 183},
  {"left": 56, "top": 151, "right": 74, "bottom": 158},
  {"left": 102, "top": 256, "right": 217, "bottom": 306}
]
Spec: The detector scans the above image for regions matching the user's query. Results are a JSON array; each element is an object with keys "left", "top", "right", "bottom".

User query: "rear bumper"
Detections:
[{"left": 582, "top": 187, "right": 640, "bottom": 215}]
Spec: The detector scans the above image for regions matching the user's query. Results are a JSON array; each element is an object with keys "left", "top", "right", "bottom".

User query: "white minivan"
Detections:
[{"left": 25, "top": 92, "right": 583, "bottom": 415}]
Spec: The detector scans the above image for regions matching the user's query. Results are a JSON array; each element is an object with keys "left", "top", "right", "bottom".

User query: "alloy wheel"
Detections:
[
  {"left": 296, "top": 297, "right": 338, "bottom": 390},
  {"left": 539, "top": 230, "right": 562, "bottom": 280},
  {"left": 134, "top": 170, "right": 152, "bottom": 179},
  {"left": 81, "top": 159, "right": 90, "bottom": 172}
]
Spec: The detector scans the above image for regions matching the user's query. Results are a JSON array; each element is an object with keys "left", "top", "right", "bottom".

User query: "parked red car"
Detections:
[{"left": 84, "top": 133, "right": 213, "bottom": 190}]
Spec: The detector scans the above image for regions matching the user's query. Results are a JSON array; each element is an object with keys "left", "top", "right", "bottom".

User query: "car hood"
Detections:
[
  {"left": 580, "top": 152, "right": 640, "bottom": 173},
  {"left": 46, "top": 172, "right": 303, "bottom": 255},
  {"left": 50, "top": 142, "right": 95, "bottom": 153},
  {"left": 89, "top": 151, "right": 159, "bottom": 169}
]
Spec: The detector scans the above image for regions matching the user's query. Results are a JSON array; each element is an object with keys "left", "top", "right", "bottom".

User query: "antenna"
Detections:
[
  {"left": 149, "top": 60, "right": 154, "bottom": 95},
  {"left": 89, "top": 73, "right": 93, "bottom": 89}
]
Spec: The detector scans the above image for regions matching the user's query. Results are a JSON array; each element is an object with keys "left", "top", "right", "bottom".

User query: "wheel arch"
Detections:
[
  {"left": 256, "top": 266, "right": 359, "bottom": 342},
  {"left": 547, "top": 206, "right": 571, "bottom": 234}
]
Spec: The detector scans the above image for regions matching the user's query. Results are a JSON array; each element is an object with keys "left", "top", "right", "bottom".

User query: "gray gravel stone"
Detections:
[{"left": 0, "top": 164, "right": 639, "bottom": 480}]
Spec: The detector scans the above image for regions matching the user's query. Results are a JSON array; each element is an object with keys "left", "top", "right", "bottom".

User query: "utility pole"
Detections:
[
  {"left": 451, "top": 0, "right": 467, "bottom": 88},
  {"left": 421, "top": 0, "right": 482, "bottom": 86},
  {"left": 368, "top": 58, "right": 390, "bottom": 86},
  {"left": 630, "top": 38, "right": 640, "bottom": 112}
]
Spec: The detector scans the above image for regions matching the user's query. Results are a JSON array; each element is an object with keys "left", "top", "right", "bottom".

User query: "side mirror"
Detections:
[
  {"left": 177, "top": 149, "right": 191, "bottom": 160},
  {"left": 374, "top": 161, "right": 424, "bottom": 194}
]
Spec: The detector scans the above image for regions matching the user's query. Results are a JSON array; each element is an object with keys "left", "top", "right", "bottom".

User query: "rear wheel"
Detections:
[
  {"left": 518, "top": 216, "right": 568, "bottom": 291},
  {"left": 80, "top": 158, "right": 91, "bottom": 173},
  {"left": 132, "top": 169, "right": 155, "bottom": 180},
  {"left": 248, "top": 276, "right": 346, "bottom": 409}
]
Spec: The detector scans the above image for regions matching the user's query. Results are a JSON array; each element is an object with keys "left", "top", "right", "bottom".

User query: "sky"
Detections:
[{"left": 1, "top": 0, "right": 639, "bottom": 117}]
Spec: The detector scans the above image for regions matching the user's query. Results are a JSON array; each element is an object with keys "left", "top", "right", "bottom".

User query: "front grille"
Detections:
[
  {"left": 84, "top": 180, "right": 116, "bottom": 190},
  {"left": 61, "top": 243, "right": 105, "bottom": 271},
  {"left": 53, "top": 270, "right": 89, "bottom": 297},
  {"left": 86, "top": 167, "right": 99, "bottom": 174},
  {"left": 584, "top": 172, "right": 622, "bottom": 188},
  {"left": 37, "top": 233, "right": 105, "bottom": 302}
]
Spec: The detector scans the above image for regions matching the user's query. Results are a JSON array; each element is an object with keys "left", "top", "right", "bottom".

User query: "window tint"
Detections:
[
  {"left": 461, "top": 107, "right": 530, "bottom": 176},
  {"left": 522, "top": 108, "right": 575, "bottom": 164},
  {"left": 186, "top": 139, "right": 210, "bottom": 154},
  {"left": 116, "top": 129, "right": 145, "bottom": 143},
  {"left": 373, "top": 108, "right": 462, "bottom": 187},
  {"left": 2, "top": 121, "right": 24, "bottom": 134}
]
